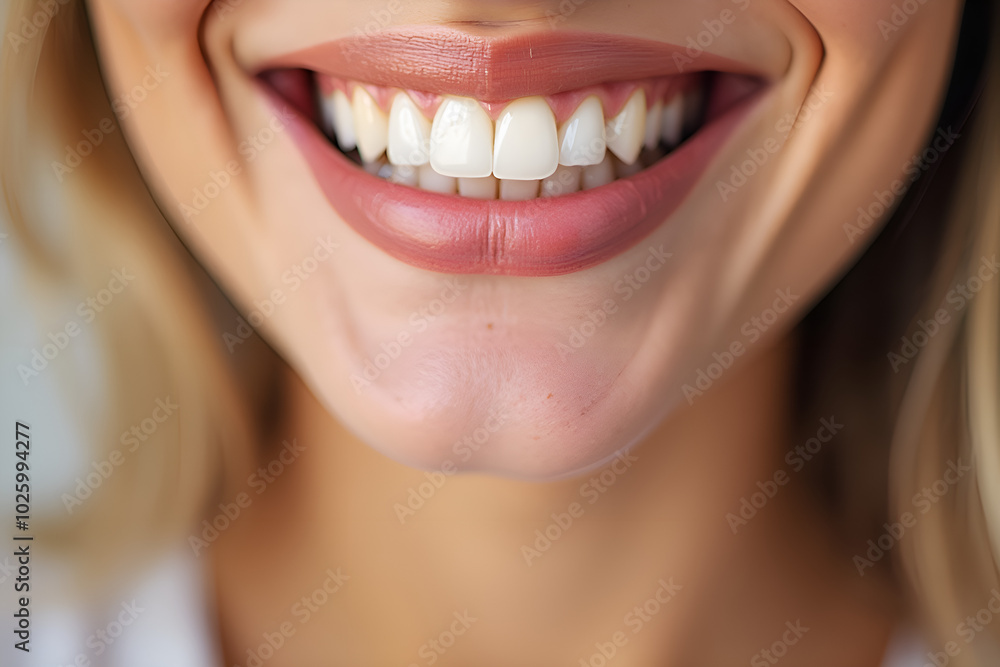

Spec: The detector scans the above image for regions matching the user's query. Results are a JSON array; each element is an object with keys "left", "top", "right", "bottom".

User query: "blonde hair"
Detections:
[
  {"left": 2, "top": 0, "right": 999, "bottom": 655},
  {"left": 1, "top": 0, "right": 261, "bottom": 596},
  {"left": 898, "top": 4, "right": 1000, "bottom": 657}
]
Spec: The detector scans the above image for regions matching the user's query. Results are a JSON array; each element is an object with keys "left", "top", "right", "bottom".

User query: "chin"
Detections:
[{"left": 303, "top": 325, "right": 670, "bottom": 480}]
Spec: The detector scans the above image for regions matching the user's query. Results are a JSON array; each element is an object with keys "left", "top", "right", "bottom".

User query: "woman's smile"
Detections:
[
  {"left": 4, "top": 0, "right": 996, "bottom": 664},
  {"left": 248, "top": 29, "right": 769, "bottom": 275}
]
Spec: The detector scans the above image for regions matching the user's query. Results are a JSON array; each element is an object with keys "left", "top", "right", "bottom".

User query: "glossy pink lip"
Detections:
[
  {"left": 256, "top": 27, "right": 764, "bottom": 100},
  {"left": 259, "top": 30, "right": 766, "bottom": 276}
]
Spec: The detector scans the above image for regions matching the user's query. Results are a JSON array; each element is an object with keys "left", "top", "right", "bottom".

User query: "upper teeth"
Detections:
[
  {"left": 324, "top": 89, "right": 356, "bottom": 151},
  {"left": 429, "top": 96, "right": 495, "bottom": 178},
  {"left": 319, "top": 81, "right": 702, "bottom": 188},
  {"left": 558, "top": 96, "right": 607, "bottom": 167},
  {"left": 604, "top": 88, "right": 646, "bottom": 166},
  {"left": 387, "top": 93, "right": 431, "bottom": 166},
  {"left": 493, "top": 96, "right": 559, "bottom": 181},
  {"left": 352, "top": 87, "right": 389, "bottom": 164}
]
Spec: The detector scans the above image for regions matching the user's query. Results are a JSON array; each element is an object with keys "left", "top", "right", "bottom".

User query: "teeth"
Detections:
[
  {"left": 500, "top": 179, "right": 540, "bottom": 201},
  {"left": 418, "top": 163, "right": 457, "bottom": 194},
  {"left": 541, "top": 165, "right": 582, "bottom": 198},
  {"left": 581, "top": 154, "right": 615, "bottom": 191},
  {"left": 557, "top": 96, "right": 607, "bottom": 167},
  {"left": 324, "top": 89, "right": 357, "bottom": 151},
  {"left": 332, "top": 78, "right": 706, "bottom": 199},
  {"left": 493, "top": 97, "right": 559, "bottom": 180},
  {"left": 429, "top": 96, "right": 494, "bottom": 178},
  {"left": 644, "top": 100, "right": 663, "bottom": 150},
  {"left": 605, "top": 88, "right": 646, "bottom": 166},
  {"left": 387, "top": 94, "right": 432, "bottom": 166},
  {"left": 352, "top": 87, "right": 389, "bottom": 163},
  {"left": 661, "top": 95, "right": 684, "bottom": 148},
  {"left": 458, "top": 175, "right": 499, "bottom": 200}
]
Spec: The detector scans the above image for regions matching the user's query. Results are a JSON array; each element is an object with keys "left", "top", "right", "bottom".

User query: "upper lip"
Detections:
[
  {"left": 252, "top": 26, "right": 768, "bottom": 100},
  {"left": 248, "top": 26, "right": 770, "bottom": 276}
]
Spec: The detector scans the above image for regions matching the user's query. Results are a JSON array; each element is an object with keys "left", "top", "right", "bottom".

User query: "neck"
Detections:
[{"left": 213, "top": 334, "right": 898, "bottom": 666}]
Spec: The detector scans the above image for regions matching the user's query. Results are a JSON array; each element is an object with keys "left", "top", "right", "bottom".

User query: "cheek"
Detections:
[
  {"left": 788, "top": 0, "right": 938, "bottom": 50},
  {"left": 88, "top": 0, "right": 210, "bottom": 38}
]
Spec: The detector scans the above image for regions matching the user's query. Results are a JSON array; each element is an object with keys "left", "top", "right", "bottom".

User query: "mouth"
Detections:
[{"left": 256, "top": 28, "right": 768, "bottom": 276}]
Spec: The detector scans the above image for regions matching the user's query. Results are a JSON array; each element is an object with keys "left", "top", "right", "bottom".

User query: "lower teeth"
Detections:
[{"left": 354, "top": 145, "right": 675, "bottom": 200}]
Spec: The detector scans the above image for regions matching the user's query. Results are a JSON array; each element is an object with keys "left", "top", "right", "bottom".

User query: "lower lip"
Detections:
[{"left": 277, "top": 88, "right": 760, "bottom": 277}]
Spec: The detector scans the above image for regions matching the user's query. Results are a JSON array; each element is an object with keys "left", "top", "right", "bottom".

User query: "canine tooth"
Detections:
[
  {"left": 327, "top": 89, "right": 357, "bottom": 151},
  {"left": 541, "top": 165, "right": 582, "bottom": 198},
  {"left": 418, "top": 164, "right": 457, "bottom": 194},
  {"left": 493, "top": 97, "right": 559, "bottom": 180},
  {"left": 429, "top": 96, "right": 494, "bottom": 178},
  {"left": 581, "top": 155, "right": 615, "bottom": 190},
  {"left": 352, "top": 87, "right": 389, "bottom": 163},
  {"left": 661, "top": 95, "right": 684, "bottom": 147},
  {"left": 387, "top": 94, "right": 431, "bottom": 166},
  {"left": 499, "top": 179, "right": 540, "bottom": 201},
  {"left": 558, "top": 96, "right": 606, "bottom": 167},
  {"left": 458, "top": 176, "right": 498, "bottom": 200},
  {"left": 605, "top": 88, "right": 646, "bottom": 165},
  {"left": 644, "top": 100, "right": 663, "bottom": 150}
]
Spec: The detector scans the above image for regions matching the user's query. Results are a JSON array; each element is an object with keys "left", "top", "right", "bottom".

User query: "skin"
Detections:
[{"left": 84, "top": 0, "right": 963, "bottom": 663}]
